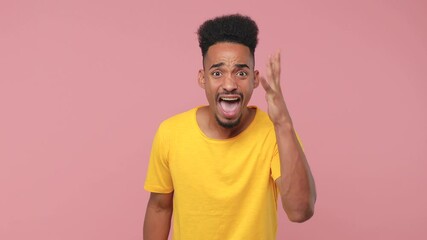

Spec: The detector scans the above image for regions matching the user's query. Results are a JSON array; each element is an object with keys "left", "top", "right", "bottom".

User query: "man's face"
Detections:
[{"left": 198, "top": 42, "right": 259, "bottom": 129}]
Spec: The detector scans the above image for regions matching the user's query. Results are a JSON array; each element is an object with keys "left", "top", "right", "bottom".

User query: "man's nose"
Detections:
[{"left": 222, "top": 74, "right": 237, "bottom": 92}]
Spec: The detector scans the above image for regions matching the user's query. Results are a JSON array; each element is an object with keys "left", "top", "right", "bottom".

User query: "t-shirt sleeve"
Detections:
[
  {"left": 271, "top": 131, "right": 304, "bottom": 180},
  {"left": 144, "top": 124, "right": 174, "bottom": 193}
]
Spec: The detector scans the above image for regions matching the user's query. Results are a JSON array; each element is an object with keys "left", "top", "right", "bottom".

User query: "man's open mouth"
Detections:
[{"left": 218, "top": 94, "right": 242, "bottom": 118}]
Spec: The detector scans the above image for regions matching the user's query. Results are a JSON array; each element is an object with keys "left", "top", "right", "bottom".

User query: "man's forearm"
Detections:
[
  {"left": 143, "top": 202, "right": 173, "bottom": 240},
  {"left": 275, "top": 122, "right": 316, "bottom": 222}
]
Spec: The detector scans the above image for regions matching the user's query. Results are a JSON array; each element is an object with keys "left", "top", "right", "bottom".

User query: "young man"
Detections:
[{"left": 143, "top": 14, "right": 316, "bottom": 239}]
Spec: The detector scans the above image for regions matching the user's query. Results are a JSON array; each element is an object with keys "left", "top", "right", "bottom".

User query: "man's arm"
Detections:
[
  {"left": 143, "top": 192, "right": 173, "bottom": 240},
  {"left": 260, "top": 51, "right": 316, "bottom": 222},
  {"left": 275, "top": 125, "right": 316, "bottom": 222}
]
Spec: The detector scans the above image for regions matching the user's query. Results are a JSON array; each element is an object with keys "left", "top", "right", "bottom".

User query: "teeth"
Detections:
[{"left": 221, "top": 97, "right": 239, "bottom": 101}]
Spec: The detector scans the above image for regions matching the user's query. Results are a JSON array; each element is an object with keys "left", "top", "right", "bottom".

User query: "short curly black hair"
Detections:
[{"left": 197, "top": 14, "right": 259, "bottom": 58}]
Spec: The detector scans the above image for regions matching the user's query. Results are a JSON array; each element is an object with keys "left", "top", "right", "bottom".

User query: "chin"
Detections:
[{"left": 215, "top": 115, "right": 241, "bottom": 129}]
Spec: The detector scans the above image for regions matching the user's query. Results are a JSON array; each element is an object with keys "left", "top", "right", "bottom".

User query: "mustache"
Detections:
[{"left": 216, "top": 91, "right": 243, "bottom": 99}]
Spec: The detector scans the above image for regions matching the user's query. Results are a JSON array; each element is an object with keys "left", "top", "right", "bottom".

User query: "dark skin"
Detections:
[
  {"left": 143, "top": 43, "right": 316, "bottom": 239},
  {"left": 143, "top": 192, "right": 173, "bottom": 240},
  {"left": 262, "top": 51, "right": 316, "bottom": 222}
]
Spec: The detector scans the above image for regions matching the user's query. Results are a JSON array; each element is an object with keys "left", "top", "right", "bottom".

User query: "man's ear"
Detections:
[
  {"left": 253, "top": 70, "right": 260, "bottom": 88},
  {"left": 198, "top": 69, "right": 206, "bottom": 89}
]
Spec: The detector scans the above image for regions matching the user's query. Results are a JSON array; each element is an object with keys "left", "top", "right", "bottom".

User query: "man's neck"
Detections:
[{"left": 196, "top": 106, "right": 256, "bottom": 139}]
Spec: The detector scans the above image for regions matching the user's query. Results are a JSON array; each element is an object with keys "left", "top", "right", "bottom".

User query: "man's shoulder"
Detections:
[{"left": 158, "top": 107, "right": 198, "bottom": 130}]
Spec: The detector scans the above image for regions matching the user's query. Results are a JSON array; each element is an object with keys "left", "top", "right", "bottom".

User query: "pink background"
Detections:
[{"left": 1, "top": 0, "right": 426, "bottom": 239}]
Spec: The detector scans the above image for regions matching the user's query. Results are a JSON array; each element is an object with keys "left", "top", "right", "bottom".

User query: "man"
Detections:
[{"left": 143, "top": 14, "right": 316, "bottom": 239}]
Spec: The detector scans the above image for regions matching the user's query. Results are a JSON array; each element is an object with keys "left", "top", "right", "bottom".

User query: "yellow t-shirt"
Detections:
[{"left": 144, "top": 106, "right": 281, "bottom": 239}]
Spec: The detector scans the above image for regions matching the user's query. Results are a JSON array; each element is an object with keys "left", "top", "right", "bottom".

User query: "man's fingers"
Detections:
[
  {"left": 265, "top": 52, "right": 281, "bottom": 91},
  {"left": 260, "top": 76, "right": 271, "bottom": 92},
  {"left": 266, "top": 59, "right": 273, "bottom": 81},
  {"left": 273, "top": 51, "right": 281, "bottom": 77},
  {"left": 270, "top": 51, "right": 281, "bottom": 84}
]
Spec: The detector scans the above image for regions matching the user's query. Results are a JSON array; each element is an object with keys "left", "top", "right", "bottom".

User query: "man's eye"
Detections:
[
  {"left": 212, "top": 71, "right": 222, "bottom": 77},
  {"left": 237, "top": 71, "right": 248, "bottom": 77}
]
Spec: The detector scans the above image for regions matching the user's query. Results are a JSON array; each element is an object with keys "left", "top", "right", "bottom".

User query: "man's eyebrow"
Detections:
[
  {"left": 235, "top": 64, "right": 250, "bottom": 69},
  {"left": 209, "top": 63, "right": 250, "bottom": 70},
  {"left": 209, "top": 62, "right": 224, "bottom": 69}
]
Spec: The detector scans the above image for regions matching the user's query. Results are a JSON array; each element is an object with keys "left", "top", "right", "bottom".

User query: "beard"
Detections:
[{"left": 215, "top": 114, "right": 241, "bottom": 129}]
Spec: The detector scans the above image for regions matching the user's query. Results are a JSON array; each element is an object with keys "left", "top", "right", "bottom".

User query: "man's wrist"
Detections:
[{"left": 273, "top": 118, "right": 294, "bottom": 131}]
